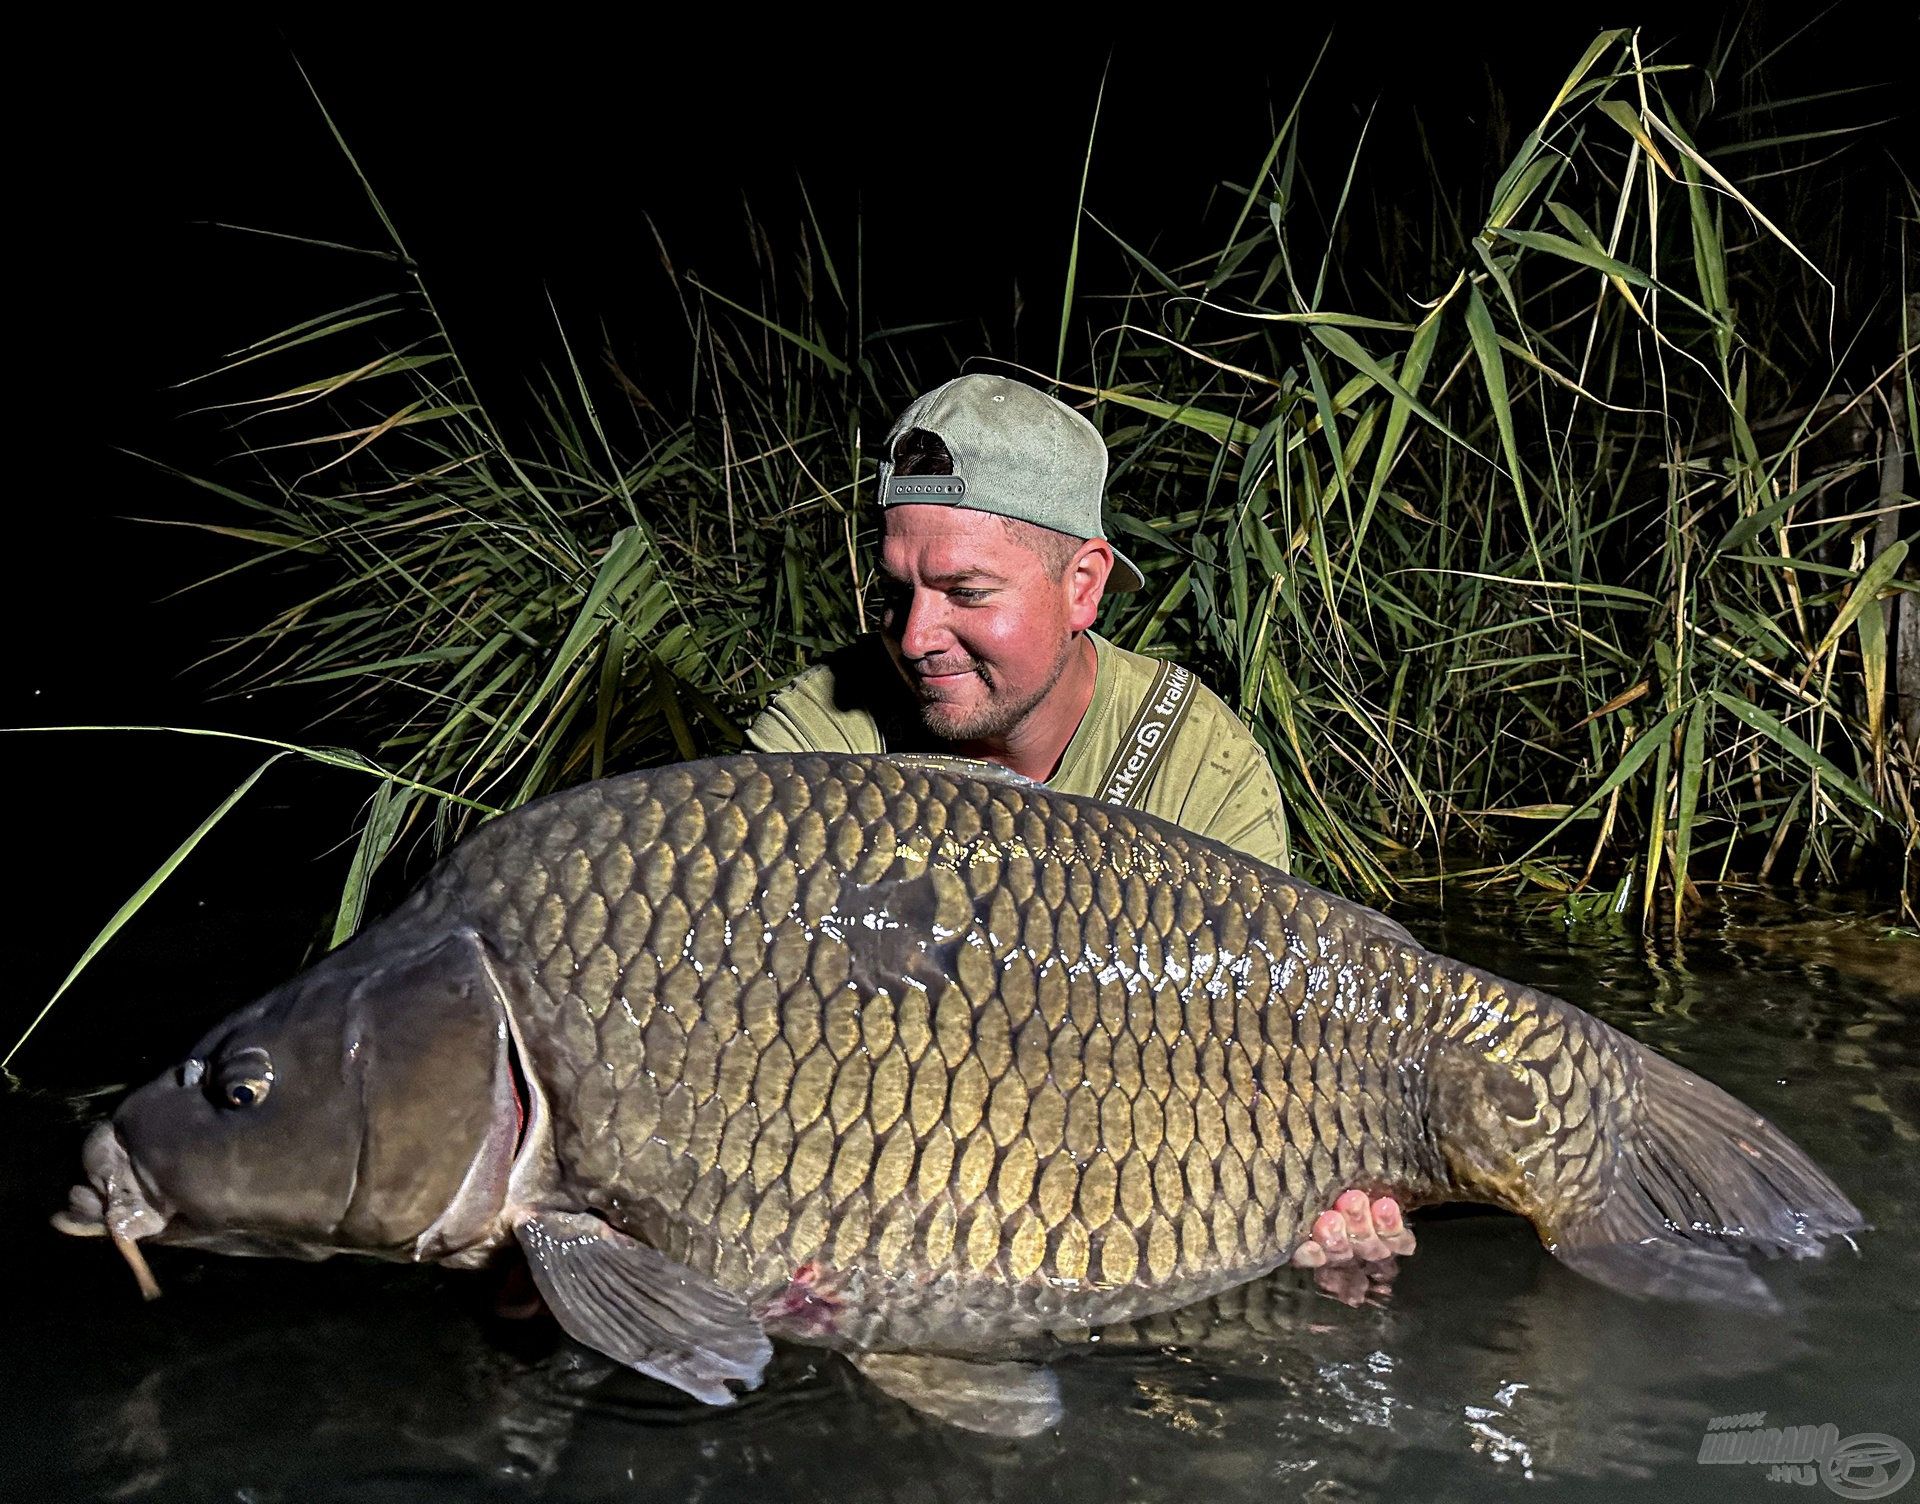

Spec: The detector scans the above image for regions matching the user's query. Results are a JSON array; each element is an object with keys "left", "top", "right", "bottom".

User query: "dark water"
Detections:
[{"left": 7, "top": 891, "right": 1916, "bottom": 1503}]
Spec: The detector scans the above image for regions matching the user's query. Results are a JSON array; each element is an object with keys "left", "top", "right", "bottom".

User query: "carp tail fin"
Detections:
[
  {"left": 1545, "top": 1037, "right": 1865, "bottom": 1310},
  {"left": 1429, "top": 997, "right": 1864, "bottom": 1310}
]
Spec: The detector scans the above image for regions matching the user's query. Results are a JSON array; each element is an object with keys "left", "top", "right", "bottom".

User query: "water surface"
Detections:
[{"left": 7, "top": 889, "right": 1915, "bottom": 1502}]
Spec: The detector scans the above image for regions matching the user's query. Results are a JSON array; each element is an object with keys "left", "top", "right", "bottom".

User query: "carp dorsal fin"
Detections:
[
  {"left": 1352, "top": 903, "right": 1423, "bottom": 951},
  {"left": 881, "top": 753, "right": 1041, "bottom": 788},
  {"left": 514, "top": 1212, "right": 770, "bottom": 1404},
  {"left": 851, "top": 1352, "right": 1062, "bottom": 1437}
]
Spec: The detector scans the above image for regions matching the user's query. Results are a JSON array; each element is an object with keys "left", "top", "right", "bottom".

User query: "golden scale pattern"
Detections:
[{"left": 425, "top": 755, "right": 1537, "bottom": 1343}]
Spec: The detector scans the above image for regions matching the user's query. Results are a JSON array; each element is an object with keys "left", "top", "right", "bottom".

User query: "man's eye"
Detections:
[{"left": 948, "top": 588, "right": 989, "bottom": 603}]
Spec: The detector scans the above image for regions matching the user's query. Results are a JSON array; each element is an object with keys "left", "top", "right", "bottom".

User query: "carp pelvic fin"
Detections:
[
  {"left": 852, "top": 1352, "right": 1062, "bottom": 1438},
  {"left": 514, "top": 1212, "right": 771, "bottom": 1405},
  {"left": 1548, "top": 1041, "right": 1865, "bottom": 1311}
]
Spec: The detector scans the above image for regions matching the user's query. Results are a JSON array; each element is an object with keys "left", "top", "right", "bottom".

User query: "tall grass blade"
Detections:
[
  {"left": 4, "top": 754, "right": 292, "bottom": 1070},
  {"left": 1056, "top": 59, "right": 1109, "bottom": 383}
]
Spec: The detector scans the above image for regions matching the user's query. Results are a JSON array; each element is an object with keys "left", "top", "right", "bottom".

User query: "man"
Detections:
[{"left": 749, "top": 374, "right": 1414, "bottom": 1299}]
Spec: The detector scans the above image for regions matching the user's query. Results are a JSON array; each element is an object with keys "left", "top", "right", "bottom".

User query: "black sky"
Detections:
[
  {"left": 27, "top": 7, "right": 1911, "bottom": 713},
  {"left": 36, "top": 14, "right": 1642, "bottom": 706},
  {"left": 76, "top": 13, "right": 1713, "bottom": 439}
]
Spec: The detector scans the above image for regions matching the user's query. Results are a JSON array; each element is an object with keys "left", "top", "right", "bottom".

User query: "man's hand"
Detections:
[{"left": 1289, "top": 1190, "right": 1417, "bottom": 1306}]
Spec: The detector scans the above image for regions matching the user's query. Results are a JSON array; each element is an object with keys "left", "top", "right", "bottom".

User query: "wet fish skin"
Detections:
[
  {"left": 399, "top": 753, "right": 1436, "bottom": 1347},
  {"left": 58, "top": 751, "right": 1864, "bottom": 1426},
  {"left": 389, "top": 752, "right": 1855, "bottom": 1340}
]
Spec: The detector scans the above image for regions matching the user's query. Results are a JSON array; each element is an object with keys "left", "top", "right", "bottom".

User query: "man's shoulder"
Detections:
[
  {"left": 1181, "top": 673, "right": 1265, "bottom": 753},
  {"left": 772, "top": 637, "right": 899, "bottom": 708},
  {"left": 747, "top": 638, "right": 894, "bottom": 754},
  {"left": 1092, "top": 634, "right": 1261, "bottom": 751},
  {"left": 772, "top": 660, "right": 844, "bottom": 712},
  {"left": 1089, "top": 632, "right": 1163, "bottom": 691},
  {"left": 1083, "top": 634, "right": 1290, "bottom": 869}
]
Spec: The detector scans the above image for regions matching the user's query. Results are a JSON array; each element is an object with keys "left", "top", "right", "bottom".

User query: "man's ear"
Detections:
[{"left": 1064, "top": 539, "right": 1114, "bottom": 630}]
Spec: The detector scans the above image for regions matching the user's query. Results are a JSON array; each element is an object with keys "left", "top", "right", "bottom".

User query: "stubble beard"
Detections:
[{"left": 908, "top": 636, "right": 1077, "bottom": 746}]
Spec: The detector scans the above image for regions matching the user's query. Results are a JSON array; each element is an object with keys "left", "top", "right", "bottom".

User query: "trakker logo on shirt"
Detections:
[{"left": 1100, "top": 663, "right": 1195, "bottom": 807}]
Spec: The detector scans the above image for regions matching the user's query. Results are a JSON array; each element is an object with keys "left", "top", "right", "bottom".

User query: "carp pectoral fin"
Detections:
[
  {"left": 514, "top": 1212, "right": 771, "bottom": 1405},
  {"left": 851, "top": 1353, "right": 1062, "bottom": 1438}
]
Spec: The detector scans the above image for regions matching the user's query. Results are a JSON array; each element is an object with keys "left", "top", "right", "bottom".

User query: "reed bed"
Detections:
[{"left": 63, "top": 29, "right": 1920, "bottom": 977}]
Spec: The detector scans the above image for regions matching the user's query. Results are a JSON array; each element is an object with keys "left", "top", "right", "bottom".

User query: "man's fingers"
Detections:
[
  {"left": 1291, "top": 1207, "right": 1348, "bottom": 1269},
  {"left": 1314, "top": 1206, "right": 1351, "bottom": 1261},
  {"left": 1370, "top": 1195, "right": 1417, "bottom": 1257},
  {"left": 1337, "top": 1190, "right": 1389, "bottom": 1262},
  {"left": 1296, "top": 1194, "right": 1416, "bottom": 1271}
]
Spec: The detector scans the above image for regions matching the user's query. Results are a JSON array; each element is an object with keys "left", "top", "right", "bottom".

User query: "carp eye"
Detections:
[
  {"left": 224, "top": 1078, "right": 270, "bottom": 1109},
  {"left": 214, "top": 1047, "right": 274, "bottom": 1110}
]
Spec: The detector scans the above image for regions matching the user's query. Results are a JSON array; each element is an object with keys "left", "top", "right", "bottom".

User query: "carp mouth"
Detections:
[{"left": 52, "top": 1119, "right": 170, "bottom": 1300}]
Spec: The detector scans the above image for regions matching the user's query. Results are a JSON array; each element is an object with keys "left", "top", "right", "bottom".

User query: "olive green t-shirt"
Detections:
[{"left": 745, "top": 632, "right": 1291, "bottom": 871}]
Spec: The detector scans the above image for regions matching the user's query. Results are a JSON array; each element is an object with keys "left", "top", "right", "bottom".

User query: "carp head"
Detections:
[{"left": 53, "top": 927, "right": 536, "bottom": 1293}]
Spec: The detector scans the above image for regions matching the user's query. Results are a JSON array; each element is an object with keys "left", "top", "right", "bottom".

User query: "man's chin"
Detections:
[
  {"left": 914, "top": 703, "right": 988, "bottom": 742},
  {"left": 911, "top": 692, "right": 1032, "bottom": 746},
  {"left": 898, "top": 656, "right": 1061, "bottom": 746}
]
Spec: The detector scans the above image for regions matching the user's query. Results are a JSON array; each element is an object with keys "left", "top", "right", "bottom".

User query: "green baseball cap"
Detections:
[{"left": 877, "top": 374, "right": 1145, "bottom": 593}]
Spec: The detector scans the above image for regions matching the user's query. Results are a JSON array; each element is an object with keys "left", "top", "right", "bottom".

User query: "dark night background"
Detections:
[{"left": 9, "top": 9, "right": 1910, "bottom": 1072}]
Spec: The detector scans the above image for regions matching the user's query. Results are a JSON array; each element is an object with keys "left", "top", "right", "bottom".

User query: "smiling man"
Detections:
[
  {"left": 747, "top": 373, "right": 1414, "bottom": 1296},
  {"left": 749, "top": 373, "right": 1293, "bottom": 867}
]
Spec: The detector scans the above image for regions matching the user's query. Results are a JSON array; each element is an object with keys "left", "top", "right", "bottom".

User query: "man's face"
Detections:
[{"left": 875, "top": 505, "right": 1108, "bottom": 745}]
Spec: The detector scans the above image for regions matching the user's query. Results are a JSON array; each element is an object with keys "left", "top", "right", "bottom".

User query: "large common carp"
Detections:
[{"left": 56, "top": 753, "right": 1862, "bottom": 1434}]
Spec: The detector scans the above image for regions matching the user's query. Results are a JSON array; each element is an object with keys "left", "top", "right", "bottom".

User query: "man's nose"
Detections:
[{"left": 897, "top": 589, "right": 951, "bottom": 659}]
